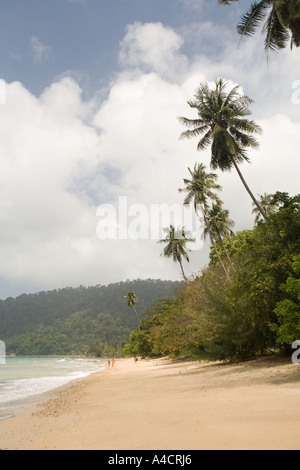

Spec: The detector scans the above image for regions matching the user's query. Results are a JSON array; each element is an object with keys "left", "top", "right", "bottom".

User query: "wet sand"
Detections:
[{"left": 0, "top": 356, "right": 300, "bottom": 450}]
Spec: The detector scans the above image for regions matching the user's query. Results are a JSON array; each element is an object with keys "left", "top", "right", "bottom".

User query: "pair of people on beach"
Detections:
[{"left": 107, "top": 358, "right": 115, "bottom": 367}]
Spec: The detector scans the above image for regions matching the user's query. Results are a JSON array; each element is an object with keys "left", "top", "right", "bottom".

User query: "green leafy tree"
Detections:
[
  {"left": 218, "top": 0, "right": 300, "bottom": 51},
  {"left": 270, "top": 256, "right": 300, "bottom": 345},
  {"left": 123, "top": 298, "right": 178, "bottom": 357},
  {"left": 128, "top": 192, "right": 299, "bottom": 361},
  {"left": 179, "top": 78, "right": 266, "bottom": 220},
  {"left": 158, "top": 225, "right": 194, "bottom": 283}
]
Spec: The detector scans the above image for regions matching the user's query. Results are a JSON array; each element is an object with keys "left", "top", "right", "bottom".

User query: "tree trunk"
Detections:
[
  {"left": 210, "top": 232, "right": 232, "bottom": 283},
  {"left": 201, "top": 208, "right": 232, "bottom": 283},
  {"left": 218, "top": 230, "right": 236, "bottom": 271},
  {"left": 232, "top": 159, "right": 267, "bottom": 220},
  {"left": 179, "top": 259, "right": 188, "bottom": 283},
  {"left": 133, "top": 306, "right": 142, "bottom": 324}
]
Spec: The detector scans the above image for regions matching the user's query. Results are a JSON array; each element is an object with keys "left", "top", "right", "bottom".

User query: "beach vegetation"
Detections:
[
  {"left": 124, "top": 192, "right": 300, "bottom": 361},
  {"left": 270, "top": 254, "right": 300, "bottom": 346}
]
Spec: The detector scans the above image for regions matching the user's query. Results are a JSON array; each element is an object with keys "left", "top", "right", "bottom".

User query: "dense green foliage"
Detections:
[
  {"left": 271, "top": 254, "right": 300, "bottom": 345},
  {"left": 124, "top": 193, "right": 300, "bottom": 361},
  {"left": 0, "top": 279, "right": 182, "bottom": 356}
]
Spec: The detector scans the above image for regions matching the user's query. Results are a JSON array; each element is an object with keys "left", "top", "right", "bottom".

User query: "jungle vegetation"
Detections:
[{"left": 124, "top": 77, "right": 300, "bottom": 361}]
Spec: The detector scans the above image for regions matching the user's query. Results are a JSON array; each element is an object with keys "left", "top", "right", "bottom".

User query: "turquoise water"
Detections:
[{"left": 0, "top": 356, "right": 105, "bottom": 419}]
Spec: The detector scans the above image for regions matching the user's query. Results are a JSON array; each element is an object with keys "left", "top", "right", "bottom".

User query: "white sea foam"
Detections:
[{"left": 0, "top": 357, "right": 105, "bottom": 419}]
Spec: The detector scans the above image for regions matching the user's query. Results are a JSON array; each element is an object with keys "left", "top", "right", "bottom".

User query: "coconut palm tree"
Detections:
[
  {"left": 252, "top": 192, "right": 280, "bottom": 223},
  {"left": 218, "top": 0, "right": 300, "bottom": 51},
  {"left": 179, "top": 78, "right": 266, "bottom": 221},
  {"left": 124, "top": 291, "right": 142, "bottom": 324},
  {"left": 158, "top": 225, "right": 194, "bottom": 283},
  {"left": 178, "top": 163, "right": 232, "bottom": 282},
  {"left": 179, "top": 163, "right": 222, "bottom": 212},
  {"left": 206, "top": 201, "right": 236, "bottom": 269}
]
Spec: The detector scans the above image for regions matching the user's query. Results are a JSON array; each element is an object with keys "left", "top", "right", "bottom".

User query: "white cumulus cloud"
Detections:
[
  {"left": 30, "top": 36, "right": 52, "bottom": 64},
  {"left": 119, "top": 22, "right": 188, "bottom": 80},
  {"left": 0, "top": 21, "right": 299, "bottom": 297}
]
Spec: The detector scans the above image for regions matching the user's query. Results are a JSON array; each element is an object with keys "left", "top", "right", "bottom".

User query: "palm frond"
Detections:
[
  {"left": 229, "top": 127, "right": 260, "bottom": 149},
  {"left": 263, "top": 7, "right": 290, "bottom": 51},
  {"left": 230, "top": 117, "right": 262, "bottom": 134},
  {"left": 178, "top": 116, "right": 206, "bottom": 129},
  {"left": 197, "top": 130, "right": 212, "bottom": 151},
  {"left": 275, "top": 0, "right": 300, "bottom": 27},
  {"left": 237, "top": 1, "right": 271, "bottom": 38},
  {"left": 222, "top": 84, "right": 243, "bottom": 108},
  {"left": 218, "top": 0, "right": 239, "bottom": 4},
  {"left": 287, "top": 0, "right": 300, "bottom": 19},
  {"left": 179, "top": 128, "right": 207, "bottom": 141}
]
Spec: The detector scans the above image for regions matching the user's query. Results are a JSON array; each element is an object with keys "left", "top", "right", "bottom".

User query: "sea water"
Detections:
[{"left": 0, "top": 356, "right": 105, "bottom": 420}]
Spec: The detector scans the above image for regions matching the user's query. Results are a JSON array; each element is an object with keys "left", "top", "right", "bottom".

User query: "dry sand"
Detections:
[{"left": 0, "top": 356, "right": 300, "bottom": 450}]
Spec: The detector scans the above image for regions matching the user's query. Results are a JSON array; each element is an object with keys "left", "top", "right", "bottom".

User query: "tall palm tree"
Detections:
[
  {"left": 124, "top": 291, "right": 142, "bottom": 324},
  {"left": 206, "top": 201, "right": 236, "bottom": 269},
  {"left": 218, "top": 0, "right": 300, "bottom": 51},
  {"left": 179, "top": 163, "right": 222, "bottom": 212},
  {"left": 158, "top": 225, "right": 194, "bottom": 283},
  {"left": 178, "top": 163, "right": 232, "bottom": 282},
  {"left": 179, "top": 78, "right": 266, "bottom": 221}
]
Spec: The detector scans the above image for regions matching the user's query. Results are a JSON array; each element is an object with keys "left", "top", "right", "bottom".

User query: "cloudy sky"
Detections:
[{"left": 0, "top": 0, "right": 299, "bottom": 299}]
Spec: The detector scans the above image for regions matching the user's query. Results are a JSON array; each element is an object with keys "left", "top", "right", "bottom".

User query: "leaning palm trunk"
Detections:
[
  {"left": 217, "top": 229, "right": 236, "bottom": 271},
  {"left": 232, "top": 159, "right": 267, "bottom": 221},
  {"left": 201, "top": 208, "right": 231, "bottom": 283},
  {"left": 178, "top": 258, "right": 188, "bottom": 283},
  {"left": 222, "top": 240, "right": 236, "bottom": 270},
  {"left": 210, "top": 232, "right": 232, "bottom": 283},
  {"left": 133, "top": 306, "right": 142, "bottom": 324}
]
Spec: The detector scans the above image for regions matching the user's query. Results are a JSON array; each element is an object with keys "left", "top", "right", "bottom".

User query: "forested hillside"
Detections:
[{"left": 0, "top": 279, "right": 182, "bottom": 356}]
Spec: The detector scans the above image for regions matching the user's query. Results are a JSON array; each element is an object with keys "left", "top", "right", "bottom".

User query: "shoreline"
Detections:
[
  {"left": 0, "top": 356, "right": 106, "bottom": 421},
  {"left": 0, "top": 356, "right": 300, "bottom": 450},
  {"left": 0, "top": 367, "right": 105, "bottom": 422}
]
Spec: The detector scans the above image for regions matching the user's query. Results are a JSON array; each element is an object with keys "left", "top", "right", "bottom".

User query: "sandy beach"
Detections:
[{"left": 0, "top": 356, "right": 300, "bottom": 450}]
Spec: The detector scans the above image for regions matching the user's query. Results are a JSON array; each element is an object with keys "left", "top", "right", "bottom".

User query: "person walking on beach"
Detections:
[
  {"left": 112, "top": 358, "right": 115, "bottom": 367},
  {"left": 107, "top": 359, "right": 110, "bottom": 367}
]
